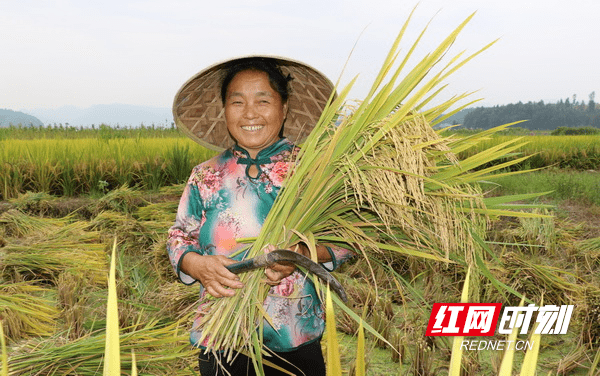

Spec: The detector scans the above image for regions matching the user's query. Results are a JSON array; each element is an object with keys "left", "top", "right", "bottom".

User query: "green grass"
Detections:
[{"left": 484, "top": 170, "right": 600, "bottom": 205}]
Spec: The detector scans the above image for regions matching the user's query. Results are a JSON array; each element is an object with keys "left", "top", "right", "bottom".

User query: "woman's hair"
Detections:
[{"left": 220, "top": 57, "right": 293, "bottom": 105}]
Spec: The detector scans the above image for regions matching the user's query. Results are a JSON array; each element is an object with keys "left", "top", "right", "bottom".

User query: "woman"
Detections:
[{"left": 168, "top": 56, "right": 353, "bottom": 375}]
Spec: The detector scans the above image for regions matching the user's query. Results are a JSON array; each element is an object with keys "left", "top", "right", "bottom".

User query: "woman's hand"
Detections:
[
  {"left": 180, "top": 252, "right": 244, "bottom": 298},
  {"left": 264, "top": 243, "right": 309, "bottom": 285}
]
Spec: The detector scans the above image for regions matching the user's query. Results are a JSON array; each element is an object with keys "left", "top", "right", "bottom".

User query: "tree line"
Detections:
[{"left": 453, "top": 92, "right": 599, "bottom": 130}]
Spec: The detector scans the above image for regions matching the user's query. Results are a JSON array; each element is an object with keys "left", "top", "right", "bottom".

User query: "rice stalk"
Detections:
[
  {"left": 580, "top": 236, "right": 600, "bottom": 263},
  {"left": 146, "top": 281, "right": 199, "bottom": 318},
  {"left": 131, "top": 349, "right": 137, "bottom": 376},
  {"left": 103, "top": 238, "right": 120, "bottom": 376},
  {"left": 581, "top": 286, "right": 600, "bottom": 345},
  {"left": 517, "top": 208, "right": 556, "bottom": 252},
  {"left": 325, "top": 286, "right": 342, "bottom": 376},
  {"left": 92, "top": 185, "right": 145, "bottom": 214},
  {"left": 89, "top": 211, "right": 136, "bottom": 231},
  {"left": 57, "top": 272, "right": 88, "bottom": 340},
  {"left": 555, "top": 345, "right": 591, "bottom": 375},
  {"left": 449, "top": 267, "right": 470, "bottom": 376}
]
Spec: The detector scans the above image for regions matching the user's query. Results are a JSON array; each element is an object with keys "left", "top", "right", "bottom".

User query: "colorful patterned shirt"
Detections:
[{"left": 167, "top": 138, "right": 353, "bottom": 352}]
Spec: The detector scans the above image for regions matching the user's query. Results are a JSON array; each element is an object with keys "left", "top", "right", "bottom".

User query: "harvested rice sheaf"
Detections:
[
  {"left": 0, "top": 282, "right": 58, "bottom": 341},
  {"left": 193, "top": 11, "right": 547, "bottom": 371}
]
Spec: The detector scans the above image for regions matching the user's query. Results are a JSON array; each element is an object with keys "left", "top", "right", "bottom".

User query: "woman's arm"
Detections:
[
  {"left": 166, "top": 181, "right": 205, "bottom": 285},
  {"left": 167, "top": 173, "right": 244, "bottom": 297}
]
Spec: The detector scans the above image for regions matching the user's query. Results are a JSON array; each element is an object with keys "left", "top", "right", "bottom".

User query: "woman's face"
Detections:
[{"left": 224, "top": 69, "right": 287, "bottom": 158}]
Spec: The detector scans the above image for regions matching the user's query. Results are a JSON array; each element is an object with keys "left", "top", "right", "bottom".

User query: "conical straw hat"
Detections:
[{"left": 172, "top": 55, "right": 336, "bottom": 151}]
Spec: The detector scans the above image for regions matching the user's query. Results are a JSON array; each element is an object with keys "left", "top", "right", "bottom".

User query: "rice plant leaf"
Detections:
[
  {"left": 472, "top": 236, "right": 529, "bottom": 303},
  {"left": 433, "top": 139, "right": 529, "bottom": 182},
  {"left": 432, "top": 97, "right": 483, "bottom": 126},
  {"left": 456, "top": 155, "right": 534, "bottom": 182},
  {"left": 374, "top": 241, "right": 451, "bottom": 262},
  {"left": 449, "top": 267, "right": 471, "bottom": 376},
  {"left": 498, "top": 296, "right": 525, "bottom": 376},
  {"left": 330, "top": 293, "right": 392, "bottom": 349},
  {"left": 261, "top": 359, "right": 294, "bottom": 375},
  {"left": 131, "top": 349, "right": 137, "bottom": 376},
  {"left": 485, "top": 203, "right": 555, "bottom": 210},
  {"left": 449, "top": 121, "right": 526, "bottom": 145},
  {"left": 356, "top": 319, "right": 365, "bottom": 376},
  {"left": 1, "top": 321, "right": 8, "bottom": 376},
  {"left": 473, "top": 167, "right": 547, "bottom": 183},
  {"left": 520, "top": 322, "right": 541, "bottom": 376},
  {"left": 242, "top": 349, "right": 294, "bottom": 376},
  {"left": 255, "top": 303, "right": 276, "bottom": 333},
  {"left": 251, "top": 331, "right": 265, "bottom": 376},
  {"left": 458, "top": 208, "right": 553, "bottom": 218},
  {"left": 483, "top": 192, "right": 554, "bottom": 206},
  {"left": 325, "top": 286, "right": 342, "bottom": 376},
  {"left": 103, "top": 238, "right": 120, "bottom": 376}
]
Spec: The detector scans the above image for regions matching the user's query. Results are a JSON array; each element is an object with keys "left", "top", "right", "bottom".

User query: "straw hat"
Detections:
[{"left": 172, "top": 55, "right": 336, "bottom": 151}]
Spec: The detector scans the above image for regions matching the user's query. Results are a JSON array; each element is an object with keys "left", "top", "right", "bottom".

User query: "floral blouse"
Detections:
[{"left": 167, "top": 138, "right": 354, "bottom": 352}]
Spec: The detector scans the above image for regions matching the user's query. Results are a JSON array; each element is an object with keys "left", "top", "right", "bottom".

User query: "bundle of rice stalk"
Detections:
[
  {"left": 0, "top": 209, "right": 69, "bottom": 238},
  {"left": 0, "top": 282, "right": 58, "bottom": 341},
  {"left": 7, "top": 320, "right": 196, "bottom": 375},
  {"left": 1, "top": 240, "right": 107, "bottom": 285},
  {"left": 8, "top": 192, "right": 56, "bottom": 215},
  {"left": 197, "top": 10, "right": 547, "bottom": 365},
  {"left": 91, "top": 184, "right": 146, "bottom": 215},
  {"left": 0, "top": 210, "right": 102, "bottom": 245},
  {"left": 501, "top": 252, "right": 581, "bottom": 305}
]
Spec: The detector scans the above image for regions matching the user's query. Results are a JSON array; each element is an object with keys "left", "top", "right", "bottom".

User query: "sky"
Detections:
[{"left": 1, "top": 0, "right": 599, "bottom": 112}]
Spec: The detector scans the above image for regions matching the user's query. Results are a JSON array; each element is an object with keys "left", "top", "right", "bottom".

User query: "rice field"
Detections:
[
  {"left": 1, "top": 127, "right": 599, "bottom": 374},
  {"left": 0, "top": 137, "right": 216, "bottom": 199},
  {"left": 452, "top": 134, "right": 600, "bottom": 170},
  {"left": 1, "top": 129, "right": 599, "bottom": 201}
]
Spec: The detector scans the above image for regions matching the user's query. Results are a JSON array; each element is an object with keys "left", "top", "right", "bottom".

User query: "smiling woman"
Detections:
[{"left": 168, "top": 56, "right": 354, "bottom": 375}]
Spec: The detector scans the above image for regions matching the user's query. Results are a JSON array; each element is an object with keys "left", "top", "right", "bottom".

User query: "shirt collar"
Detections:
[{"left": 233, "top": 138, "right": 292, "bottom": 177}]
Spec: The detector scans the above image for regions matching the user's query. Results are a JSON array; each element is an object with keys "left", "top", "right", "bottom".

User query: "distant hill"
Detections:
[
  {"left": 461, "top": 100, "right": 599, "bottom": 130},
  {"left": 0, "top": 109, "right": 44, "bottom": 127},
  {"left": 25, "top": 104, "right": 173, "bottom": 127},
  {"left": 436, "top": 108, "right": 477, "bottom": 128},
  {"left": 436, "top": 98, "right": 599, "bottom": 130}
]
